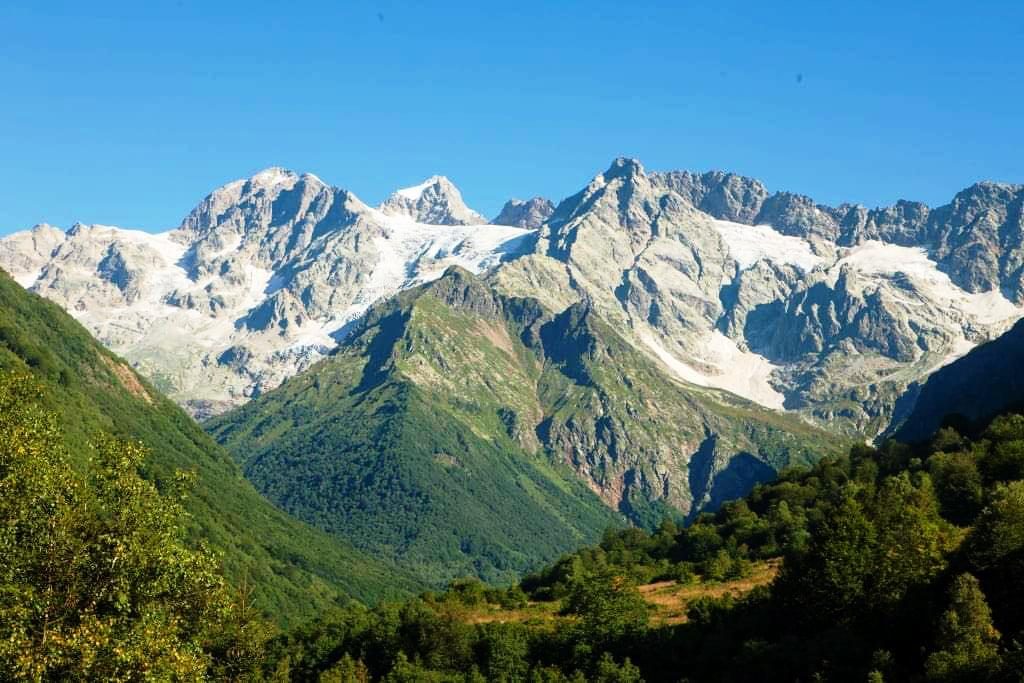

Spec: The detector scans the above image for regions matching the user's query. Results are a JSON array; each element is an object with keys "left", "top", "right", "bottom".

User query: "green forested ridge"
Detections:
[
  {"left": 0, "top": 270, "right": 417, "bottom": 624},
  {"left": 208, "top": 267, "right": 836, "bottom": 586},
  {"left": 252, "top": 412, "right": 1024, "bottom": 682}
]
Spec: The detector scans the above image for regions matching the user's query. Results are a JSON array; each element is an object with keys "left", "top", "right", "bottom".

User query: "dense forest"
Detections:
[
  {"left": 243, "top": 412, "right": 1024, "bottom": 681},
  {"left": 6, "top": 352, "right": 1024, "bottom": 679}
]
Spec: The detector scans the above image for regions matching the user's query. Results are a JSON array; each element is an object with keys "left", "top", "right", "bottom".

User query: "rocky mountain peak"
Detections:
[
  {"left": 379, "top": 175, "right": 486, "bottom": 225},
  {"left": 492, "top": 197, "right": 555, "bottom": 229},
  {"left": 651, "top": 170, "right": 769, "bottom": 224},
  {"left": 601, "top": 157, "right": 646, "bottom": 182}
]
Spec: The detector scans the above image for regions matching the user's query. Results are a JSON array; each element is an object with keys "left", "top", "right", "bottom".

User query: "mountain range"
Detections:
[
  {"left": 2, "top": 160, "right": 1019, "bottom": 434},
  {"left": 2, "top": 158, "right": 1022, "bottom": 581}
]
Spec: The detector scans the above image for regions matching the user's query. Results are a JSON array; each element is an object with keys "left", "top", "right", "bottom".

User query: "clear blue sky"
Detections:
[{"left": 1, "top": 1, "right": 1022, "bottom": 234}]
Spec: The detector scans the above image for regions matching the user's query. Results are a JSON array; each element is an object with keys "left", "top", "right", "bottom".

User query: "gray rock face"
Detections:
[
  {"left": 928, "top": 182, "right": 1024, "bottom": 300},
  {"left": 753, "top": 193, "right": 840, "bottom": 241},
  {"left": 378, "top": 175, "right": 487, "bottom": 225},
  {"left": 652, "top": 170, "right": 768, "bottom": 223},
  {"left": 835, "top": 200, "right": 931, "bottom": 246},
  {"left": 492, "top": 197, "right": 555, "bottom": 229}
]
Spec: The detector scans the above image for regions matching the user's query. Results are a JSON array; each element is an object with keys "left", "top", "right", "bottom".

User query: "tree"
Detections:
[
  {"left": 476, "top": 623, "right": 530, "bottom": 682},
  {"left": 319, "top": 654, "right": 371, "bottom": 682},
  {"left": 592, "top": 652, "right": 643, "bottom": 682},
  {"left": 927, "top": 451, "right": 984, "bottom": 525},
  {"left": 965, "top": 481, "right": 1024, "bottom": 571},
  {"left": 775, "top": 490, "right": 876, "bottom": 625},
  {"left": 560, "top": 566, "right": 649, "bottom": 658},
  {"left": 869, "top": 473, "right": 949, "bottom": 609},
  {"left": 924, "top": 573, "right": 1000, "bottom": 682},
  {"left": 0, "top": 372, "right": 262, "bottom": 680}
]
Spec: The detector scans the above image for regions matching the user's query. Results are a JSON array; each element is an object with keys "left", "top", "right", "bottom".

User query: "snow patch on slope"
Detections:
[
  {"left": 339, "top": 211, "right": 533, "bottom": 318},
  {"left": 713, "top": 220, "right": 824, "bottom": 272},
  {"left": 641, "top": 330, "right": 786, "bottom": 410},
  {"left": 833, "top": 241, "right": 1023, "bottom": 323},
  {"left": 14, "top": 269, "right": 43, "bottom": 287}
]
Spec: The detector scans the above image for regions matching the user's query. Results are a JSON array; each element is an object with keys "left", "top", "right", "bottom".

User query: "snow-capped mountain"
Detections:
[
  {"left": 378, "top": 175, "right": 487, "bottom": 225},
  {"left": 495, "top": 159, "right": 1023, "bottom": 432},
  {"left": 2, "top": 160, "right": 1021, "bottom": 432},
  {"left": 0, "top": 169, "right": 531, "bottom": 416}
]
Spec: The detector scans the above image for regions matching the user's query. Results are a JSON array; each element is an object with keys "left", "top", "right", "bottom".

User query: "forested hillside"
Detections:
[
  {"left": 253, "top": 412, "right": 1024, "bottom": 681},
  {"left": 0, "top": 269, "right": 417, "bottom": 624},
  {"left": 208, "top": 267, "right": 834, "bottom": 586}
]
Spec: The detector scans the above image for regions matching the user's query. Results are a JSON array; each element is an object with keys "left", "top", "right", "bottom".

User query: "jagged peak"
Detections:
[
  {"left": 951, "top": 180, "right": 1024, "bottom": 203},
  {"left": 492, "top": 197, "right": 555, "bottom": 228},
  {"left": 207, "top": 166, "right": 332, "bottom": 202},
  {"left": 379, "top": 175, "right": 485, "bottom": 225},
  {"left": 601, "top": 157, "right": 646, "bottom": 181},
  {"left": 393, "top": 175, "right": 454, "bottom": 201}
]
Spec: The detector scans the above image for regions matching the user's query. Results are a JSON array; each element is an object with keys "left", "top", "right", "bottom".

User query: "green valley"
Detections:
[
  {"left": 0, "top": 269, "right": 418, "bottom": 625},
  {"left": 208, "top": 267, "right": 840, "bottom": 586}
]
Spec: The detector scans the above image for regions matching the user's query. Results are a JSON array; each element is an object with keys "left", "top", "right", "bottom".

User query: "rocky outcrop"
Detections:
[
  {"left": 492, "top": 197, "right": 555, "bottom": 229},
  {"left": 892, "top": 317, "right": 1024, "bottom": 442}
]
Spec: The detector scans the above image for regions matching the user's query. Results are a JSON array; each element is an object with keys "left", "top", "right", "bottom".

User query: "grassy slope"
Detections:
[
  {"left": 210, "top": 268, "right": 840, "bottom": 586},
  {"left": 0, "top": 270, "right": 419, "bottom": 625}
]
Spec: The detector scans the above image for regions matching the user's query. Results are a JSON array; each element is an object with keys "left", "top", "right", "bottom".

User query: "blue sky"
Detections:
[{"left": 1, "top": 1, "right": 1022, "bottom": 234}]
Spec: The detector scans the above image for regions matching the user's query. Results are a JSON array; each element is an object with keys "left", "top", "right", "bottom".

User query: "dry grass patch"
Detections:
[
  {"left": 454, "top": 559, "right": 781, "bottom": 628},
  {"left": 640, "top": 559, "right": 781, "bottom": 625}
]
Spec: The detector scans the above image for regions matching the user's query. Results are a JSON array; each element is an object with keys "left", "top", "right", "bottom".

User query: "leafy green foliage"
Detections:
[
  {"left": 559, "top": 566, "right": 649, "bottom": 661},
  {"left": 0, "top": 270, "right": 416, "bottom": 624},
  {"left": 0, "top": 372, "right": 265, "bottom": 680},
  {"left": 208, "top": 278, "right": 624, "bottom": 586},
  {"left": 261, "top": 411, "right": 1024, "bottom": 681},
  {"left": 924, "top": 573, "right": 1001, "bottom": 682}
]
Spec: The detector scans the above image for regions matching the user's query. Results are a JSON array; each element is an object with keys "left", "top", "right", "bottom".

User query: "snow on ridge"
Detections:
[
  {"left": 248, "top": 167, "right": 296, "bottom": 188},
  {"left": 395, "top": 176, "right": 447, "bottom": 200},
  {"left": 712, "top": 220, "right": 824, "bottom": 272},
  {"left": 369, "top": 211, "right": 534, "bottom": 287},
  {"left": 833, "top": 240, "right": 1023, "bottom": 324}
]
